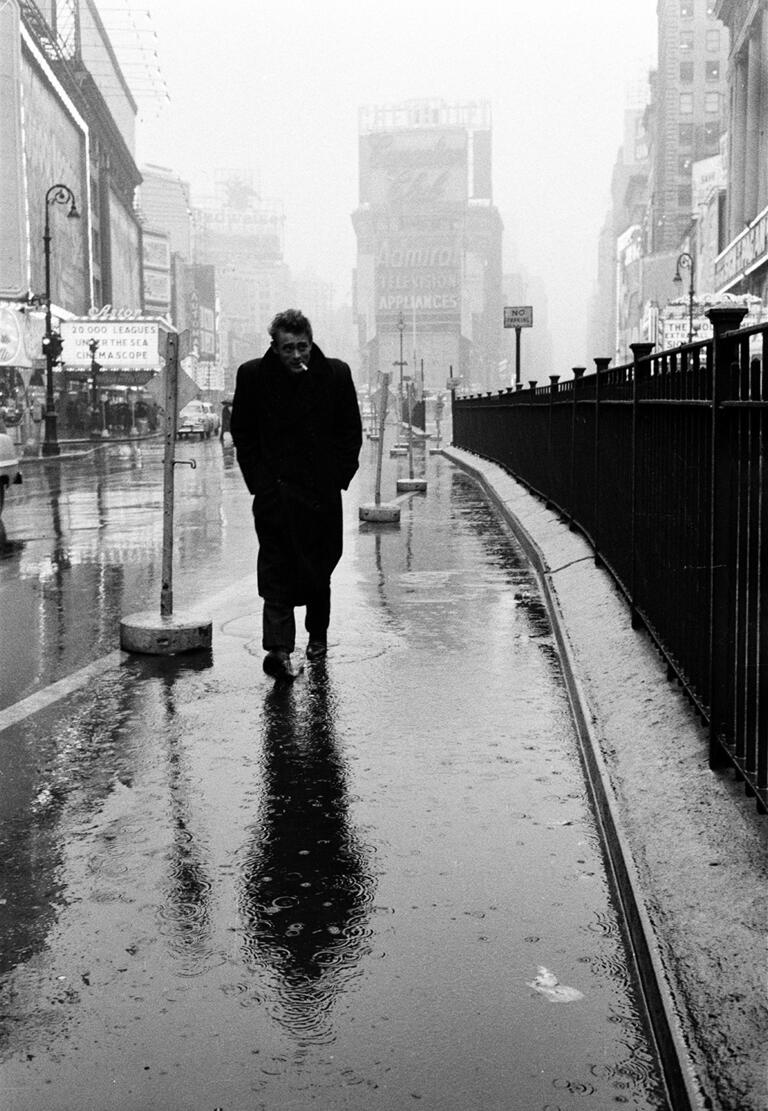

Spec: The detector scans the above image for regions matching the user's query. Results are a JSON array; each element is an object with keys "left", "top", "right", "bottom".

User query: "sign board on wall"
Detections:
[
  {"left": 714, "top": 203, "right": 768, "bottom": 292},
  {"left": 376, "top": 235, "right": 461, "bottom": 327},
  {"left": 503, "top": 306, "right": 533, "bottom": 328},
  {"left": 360, "top": 128, "right": 468, "bottom": 208},
  {"left": 60, "top": 319, "right": 160, "bottom": 367}
]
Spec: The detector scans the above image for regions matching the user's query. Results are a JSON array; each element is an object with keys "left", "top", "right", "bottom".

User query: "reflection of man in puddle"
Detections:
[{"left": 238, "top": 672, "right": 374, "bottom": 1041}]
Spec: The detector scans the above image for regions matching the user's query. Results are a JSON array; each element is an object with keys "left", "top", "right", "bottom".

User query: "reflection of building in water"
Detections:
[{"left": 239, "top": 673, "right": 374, "bottom": 1041}]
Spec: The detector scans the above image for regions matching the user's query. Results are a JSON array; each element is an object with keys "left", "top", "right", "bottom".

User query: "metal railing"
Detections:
[{"left": 453, "top": 306, "right": 767, "bottom": 813}]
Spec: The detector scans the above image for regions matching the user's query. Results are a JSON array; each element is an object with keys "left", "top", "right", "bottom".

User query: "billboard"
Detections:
[
  {"left": 187, "top": 265, "right": 216, "bottom": 362},
  {"left": 375, "top": 234, "right": 461, "bottom": 328},
  {"left": 359, "top": 128, "right": 468, "bottom": 209},
  {"left": 142, "top": 229, "right": 171, "bottom": 315}
]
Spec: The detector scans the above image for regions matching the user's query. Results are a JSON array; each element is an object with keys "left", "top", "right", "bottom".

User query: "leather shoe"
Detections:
[
  {"left": 263, "top": 650, "right": 302, "bottom": 680},
  {"left": 306, "top": 638, "right": 328, "bottom": 660}
]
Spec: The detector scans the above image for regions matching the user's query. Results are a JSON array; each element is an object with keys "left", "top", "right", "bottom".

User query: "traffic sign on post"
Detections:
[
  {"left": 503, "top": 307, "right": 533, "bottom": 387},
  {"left": 503, "top": 306, "right": 533, "bottom": 328}
]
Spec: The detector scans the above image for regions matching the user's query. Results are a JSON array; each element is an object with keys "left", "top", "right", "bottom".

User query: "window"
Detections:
[
  {"left": 679, "top": 122, "right": 694, "bottom": 145},
  {"left": 706, "top": 59, "right": 720, "bottom": 80},
  {"left": 706, "top": 1, "right": 717, "bottom": 15},
  {"left": 704, "top": 119, "right": 721, "bottom": 145},
  {"left": 679, "top": 186, "right": 693, "bottom": 208},
  {"left": 706, "top": 28, "right": 720, "bottom": 50},
  {"left": 680, "top": 92, "right": 694, "bottom": 114},
  {"left": 705, "top": 91, "right": 720, "bottom": 113},
  {"left": 680, "top": 30, "right": 694, "bottom": 51},
  {"left": 679, "top": 156, "right": 693, "bottom": 175},
  {"left": 680, "top": 0, "right": 693, "bottom": 14},
  {"left": 680, "top": 61, "right": 694, "bottom": 82}
]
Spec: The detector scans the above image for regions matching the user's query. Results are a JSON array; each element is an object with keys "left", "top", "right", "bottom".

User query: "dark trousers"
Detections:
[{"left": 262, "top": 585, "right": 331, "bottom": 652}]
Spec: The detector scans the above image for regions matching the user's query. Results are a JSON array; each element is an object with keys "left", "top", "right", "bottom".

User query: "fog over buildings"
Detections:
[
  {"left": 0, "top": 0, "right": 663, "bottom": 401},
  {"left": 132, "top": 0, "right": 657, "bottom": 375}
]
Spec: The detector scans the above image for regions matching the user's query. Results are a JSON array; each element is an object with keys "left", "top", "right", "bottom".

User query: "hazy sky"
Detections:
[{"left": 126, "top": 0, "right": 657, "bottom": 368}]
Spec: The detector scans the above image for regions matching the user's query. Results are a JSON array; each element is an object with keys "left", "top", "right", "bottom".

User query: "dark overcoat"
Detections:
[{"left": 230, "top": 344, "right": 362, "bottom": 605}]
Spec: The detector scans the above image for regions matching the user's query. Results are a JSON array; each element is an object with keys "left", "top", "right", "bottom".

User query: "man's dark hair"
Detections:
[{"left": 268, "top": 309, "right": 313, "bottom": 343}]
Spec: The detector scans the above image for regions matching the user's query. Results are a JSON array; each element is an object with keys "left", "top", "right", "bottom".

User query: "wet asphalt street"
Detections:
[{"left": 0, "top": 432, "right": 667, "bottom": 1109}]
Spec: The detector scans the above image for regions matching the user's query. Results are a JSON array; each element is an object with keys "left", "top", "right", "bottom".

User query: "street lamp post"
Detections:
[
  {"left": 673, "top": 251, "right": 695, "bottom": 344},
  {"left": 394, "top": 311, "right": 407, "bottom": 423},
  {"left": 88, "top": 338, "right": 102, "bottom": 437},
  {"left": 42, "top": 184, "right": 80, "bottom": 456}
]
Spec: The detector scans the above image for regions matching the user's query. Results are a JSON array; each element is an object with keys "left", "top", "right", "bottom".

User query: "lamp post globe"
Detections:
[
  {"left": 673, "top": 251, "right": 695, "bottom": 344},
  {"left": 42, "top": 184, "right": 80, "bottom": 457}
]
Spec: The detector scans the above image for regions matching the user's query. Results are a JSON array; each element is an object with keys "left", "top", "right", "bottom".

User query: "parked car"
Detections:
[
  {"left": 177, "top": 400, "right": 216, "bottom": 440},
  {"left": 0, "top": 428, "right": 22, "bottom": 517}
]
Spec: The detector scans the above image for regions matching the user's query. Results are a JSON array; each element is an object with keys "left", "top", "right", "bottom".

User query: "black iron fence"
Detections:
[{"left": 453, "top": 306, "right": 767, "bottom": 813}]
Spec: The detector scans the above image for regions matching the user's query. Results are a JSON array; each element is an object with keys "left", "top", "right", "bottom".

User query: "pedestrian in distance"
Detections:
[
  {"left": 230, "top": 309, "right": 363, "bottom": 681},
  {"left": 219, "top": 398, "right": 232, "bottom": 441}
]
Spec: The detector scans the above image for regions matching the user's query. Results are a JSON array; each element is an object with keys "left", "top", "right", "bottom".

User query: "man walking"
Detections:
[{"left": 230, "top": 310, "right": 363, "bottom": 680}]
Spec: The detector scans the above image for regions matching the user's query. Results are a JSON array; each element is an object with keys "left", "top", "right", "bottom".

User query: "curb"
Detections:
[{"left": 444, "top": 446, "right": 708, "bottom": 1110}]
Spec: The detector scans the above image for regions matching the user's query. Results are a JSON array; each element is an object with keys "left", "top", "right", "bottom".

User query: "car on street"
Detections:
[
  {"left": 177, "top": 399, "right": 217, "bottom": 440},
  {"left": 0, "top": 428, "right": 21, "bottom": 516}
]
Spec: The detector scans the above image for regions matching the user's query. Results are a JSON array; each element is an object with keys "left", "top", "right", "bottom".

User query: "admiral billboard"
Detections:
[
  {"left": 375, "top": 234, "right": 461, "bottom": 328},
  {"left": 360, "top": 129, "right": 468, "bottom": 332}
]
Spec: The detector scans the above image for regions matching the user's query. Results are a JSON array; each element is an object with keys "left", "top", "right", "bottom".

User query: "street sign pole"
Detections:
[
  {"left": 161, "top": 331, "right": 179, "bottom": 617},
  {"left": 119, "top": 325, "right": 213, "bottom": 654},
  {"left": 359, "top": 370, "right": 401, "bottom": 523},
  {"left": 504, "top": 307, "right": 533, "bottom": 389},
  {"left": 373, "top": 372, "right": 389, "bottom": 507}
]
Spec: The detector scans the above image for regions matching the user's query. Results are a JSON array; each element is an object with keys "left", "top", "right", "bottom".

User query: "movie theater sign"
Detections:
[{"left": 60, "top": 318, "right": 161, "bottom": 370}]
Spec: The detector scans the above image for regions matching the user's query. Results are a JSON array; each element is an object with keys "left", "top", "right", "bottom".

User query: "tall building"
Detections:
[
  {"left": 137, "top": 166, "right": 192, "bottom": 261},
  {"left": 713, "top": 1, "right": 768, "bottom": 300},
  {"left": 192, "top": 172, "right": 291, "bottom": 392},
  {"left": 588, "top": 97, "right": 650, "bottom": 360},
  {"left": 649, "top": 0, "right": 729, "bottom": 252},
  {"left": 352, "top": 99, "right": 503, "bottom": 393},
  {"left": 136, "top": 165, "right": 192, "bottom": 321},
  {"left": 0, "top": 0, "right": 143, "bottom": 402}
]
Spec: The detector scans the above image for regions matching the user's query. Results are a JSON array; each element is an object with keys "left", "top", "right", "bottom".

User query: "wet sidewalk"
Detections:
[{"left": 1, "top": 451, "right": 674, "bottom": 1109}]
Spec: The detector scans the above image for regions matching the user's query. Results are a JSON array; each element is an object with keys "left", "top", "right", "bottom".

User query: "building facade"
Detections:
[
  {"left": 0, "top": 0, "right": 143, "bottom": 415},
  {"left": 590, "top": 0, "right": 737, "bottom": 362},
  {"left": 649, "top": 0, "right": 729, "bottom": 253},
  {"left": 713, "top": 0, "right": 768, "bottom": 300},
  {"left": 352, "top": 99, "right": 503, "bottom": 394},
  {"left": 192, "top": 173, "right": 291, "bottom": 394}
]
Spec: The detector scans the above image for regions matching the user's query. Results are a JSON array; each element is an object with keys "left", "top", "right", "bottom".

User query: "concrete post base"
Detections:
[
  {"left": 120, "top": 610, "right": 213, "bottom": 655},
  {"left": 359, "top": 502, "right": 401, "bottom": 523},
  {"left": 396, "top": 478, "right": 428, "bottom": 492}
]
